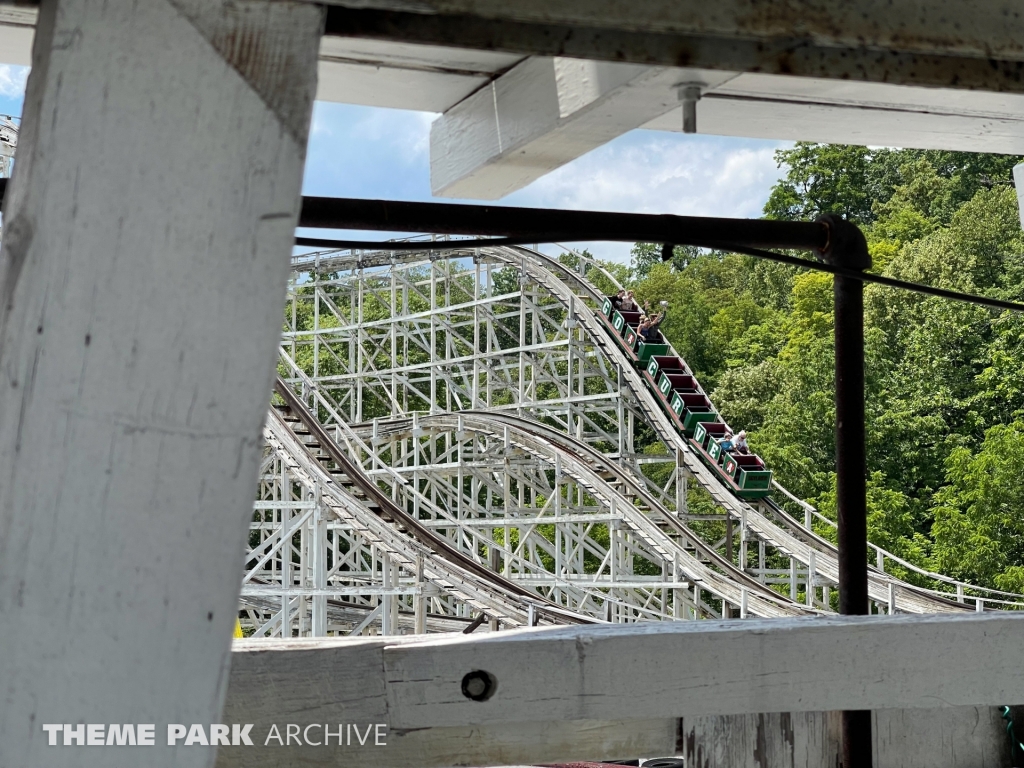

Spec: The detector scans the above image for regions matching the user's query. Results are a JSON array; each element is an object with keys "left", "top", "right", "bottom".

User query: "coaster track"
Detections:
[{"left": 240, "top": 239, "right": 1024, "bottom": 636}]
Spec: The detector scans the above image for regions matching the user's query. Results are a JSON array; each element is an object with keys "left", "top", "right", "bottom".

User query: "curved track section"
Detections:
[
  {"left": 509, "top": 248, "right": 1024, "bottom": 610},
  {"left": 282, "top": 241, "right": 1020, "bottom": 616},
  {"left": 353, "top": 412, "right": 810, "bottom": 619},
  {"left": 241, "top": 389, "right": 589, "bottom": 636},
  {"left": 473, "top": 246, "right": 962, "bottom": 614}
]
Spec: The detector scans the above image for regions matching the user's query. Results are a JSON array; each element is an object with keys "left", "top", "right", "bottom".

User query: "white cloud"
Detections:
[
  {"left": 506, "top": 131, "right": 790, "bottom": 262},
  {"left": 0, "top": 65, "right": 28, "bottom": 99},
  {"left": 347, "top": 107, "right": 436, "bottom": 166},
  {"left": 303, "top": 104, "right": 791, "bottom": 263}
]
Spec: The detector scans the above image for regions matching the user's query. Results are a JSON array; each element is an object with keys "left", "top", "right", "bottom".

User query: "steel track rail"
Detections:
[
  {"left": 265, "top": 408, "right": 582, "bottom": 629},
  {"left": 273, "top": 378, "right": 593, "bottom": 626},
  {"left": 477, "top": 246, "right": 965, "bottom": 614},
  {"left": 287, "top": 243, "right": 976, "bottom": 613},
  {"left": 356, "top": 412, "right": 811, "bottom": 618}
]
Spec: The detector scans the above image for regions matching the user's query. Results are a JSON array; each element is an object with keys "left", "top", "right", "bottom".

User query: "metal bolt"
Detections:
[
  {"left": 461, "top": 670, "right": 497, "bottom": 701},
  {"left": 677, "top": 83, "right": 703, "bottom": 133}
]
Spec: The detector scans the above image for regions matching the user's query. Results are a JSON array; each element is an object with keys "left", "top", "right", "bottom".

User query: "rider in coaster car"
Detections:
[
  {"left": 641, "top": 311, "right": 665, "bottom": 341},
  {"left": 733, "top": 430, "right": 749, "bottom": 454},
  {"left": 719, "top": 429, "right": 735, "bottom": 452}
]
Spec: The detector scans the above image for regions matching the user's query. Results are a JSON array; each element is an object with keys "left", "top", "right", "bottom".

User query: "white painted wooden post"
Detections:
[
  {"left": 675, "top": 450, "right": 688, "bottom": 515},
  {"left": 807, "top": 551, "right": 816, "bottom": 607},
  {"left": 414, "top": 557, "right": 426, "bottom": 635},
  {"left": 672, "top": 552, "right": 682, "bottom": 620},
  {"left": 739, "top": 508, "right": 747, "bottom": 571},
  {"left": 0, "top": 1, "right": 322, "bottom": 765},
  {"left": 488, "top": 541, "right": 501, "bottom": 630},
  {"left": 312, "top": 484, "right": 327, "bottom": 637},
  {"left": 382, "top": 551, "right": 394, "bottom": 636}
]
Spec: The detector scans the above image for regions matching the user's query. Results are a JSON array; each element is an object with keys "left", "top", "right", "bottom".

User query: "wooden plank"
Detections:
[
  {"left": 429, "top": 57, "right": 734, "bottom": 199},
  {"left": 325, "top": 0, "right": 1024, "bottom": 63},
  {"left": 680, "top": 707, "right": 1006, "bottom": 768},
  {"left": 218, "top": 630, "right": 1010, "bottom": 768},
  {"left": 872, "top": 707, "right": 1006, "bottom": 768},
  {"left": 680, "top": 712, "right": 839, "bottom": 768},
  {"left": 218, "top": 636, "right": 678, "bottom": 767},
  {"left": 0, "top": 1, "right": 321, "bottom": 766},
  {"left": 323, "top": 1, "right": 1024, "bottom": 94},
  {"left": 382, "top": 613, "right": 1024, "bottom": 729}
]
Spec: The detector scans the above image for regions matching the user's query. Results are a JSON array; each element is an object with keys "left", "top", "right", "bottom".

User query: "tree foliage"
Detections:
[{"left": 627, "top": 142, "right": 1024, "bottom": 591}]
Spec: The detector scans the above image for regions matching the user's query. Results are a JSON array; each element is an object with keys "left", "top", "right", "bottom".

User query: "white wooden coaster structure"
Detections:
[
  {"left": 3, "top": 2, "right": 1024, "bottom": 766},
  {"left": 253, "top": 243, "right": 1024, "bottom": 642}
]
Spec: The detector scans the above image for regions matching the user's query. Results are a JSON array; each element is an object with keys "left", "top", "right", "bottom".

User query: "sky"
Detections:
[
  {"left": 0, "top": 64, "right": 791, "bottom": 265},
  {"left": 303, "top": 101, "right": 791, "bottom": 263}
]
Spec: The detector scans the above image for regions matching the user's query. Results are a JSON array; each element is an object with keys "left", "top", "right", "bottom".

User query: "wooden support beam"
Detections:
[
  {"left": 383, "top": 613, "right": 1024, "bottom": 728},
  {"left": 218, "top": 614, "right": 1024, "bottom": 767},
  {"left": 323, "top": 1, "right": 1024, "bottom": 94},
  {"left": 429, "top": 57, "right": 734, "bottom": 199},
  {"left": 220, "top": 636, "right": 680, "bottom": 768},
  {"left": 0, "top": 1, "right": 322, "bottom": 765}
]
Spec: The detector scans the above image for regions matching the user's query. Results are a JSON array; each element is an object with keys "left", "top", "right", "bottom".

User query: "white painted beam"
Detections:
[
  {"left": 434, "top": 57, "right": 1024, "bottom": 200},
  {"left": 383, "top": 613, "right": 1024, "bottom": 728},
  {"left": 0, "top": 8, "right": 32, "bottom": 66},
  {"left": 217, "top": 615, "right": 1019, "bottom": 767},
  {"left": 220, "top": 636, "right": 679, "bottom": 768},
  {"left": 430, "top": 58, "right": 733, "bottom": 199},
  {"left": 316, "top": 37, "right": 522, "bottom": 111},
  {"left": 0, "top": 1, "right": 321, "bottom": 767},
  {"left": 643, "top": 74, "right": 1024, "bottom": 155},
  {"left": 323, "top": 0, "right": 1024, "bottom": 67},
  {"left": 322, "top": 1, "right": 1024, "bottom": 97}
]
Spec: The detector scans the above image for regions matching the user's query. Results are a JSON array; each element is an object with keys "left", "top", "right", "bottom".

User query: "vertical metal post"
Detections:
[{"left": 818, "top": 215, "right": 872, "bottom": 768}]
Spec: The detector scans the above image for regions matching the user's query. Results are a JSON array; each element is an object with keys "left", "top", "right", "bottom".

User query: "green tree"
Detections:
[
  {"left": 630, "top": 241, "right": 701, "bottom": 281},
  {"left": 764, "top": 143, "right": 872, "bottom": 222},
  {"left": 932, "top": 422, "right": 1024, "bottom": 592}
]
